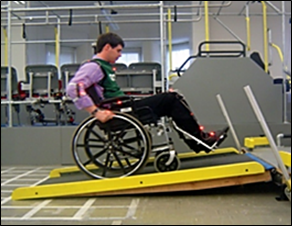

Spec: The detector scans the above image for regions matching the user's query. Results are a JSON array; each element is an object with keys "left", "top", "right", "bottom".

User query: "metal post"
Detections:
[
  {"left": 8, "top": 4, "right": 162, "bottom": 12},
  {"left": 212, "top": 17, "right": 244, "bottom": 44},
  {"left": 56, "top": 18, "right": 61, "bottom": 80},
  {"left": 1, "top": 37, "right": 162, "bottom": 45},
  {"left": 266, "top": 1, "right": 282, "bottom": 14},
  {"left": 243, "top": 85, "right": 290, "bottom": 182},
  {"left": 7, "top": 1, "right": 12, "bottom": 127},
  {"left": 216, "top": 94, "right": 242, "bottom": 152},
  {"left": 159, "top": 1, "right": 165, "bottom": 93},
  {"left": 245, "top": 2, "right": 251, "bottom": 52},
  {"left": 281, "top": 1, "right": 288, "bottom": 123}
]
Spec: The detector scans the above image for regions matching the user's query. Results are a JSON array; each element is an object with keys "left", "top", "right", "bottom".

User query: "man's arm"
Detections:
[
  {"left": 84, "top": 105, "right": 114, "bottom": 123},
  {"left": 66, "top": 62, "right": 114, "bottom": 123}
]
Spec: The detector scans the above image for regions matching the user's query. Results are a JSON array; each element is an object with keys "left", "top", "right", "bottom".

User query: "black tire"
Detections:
[
  {"left": 154, "top": 151, "right": 180, "bottom": 172},
  {"left": 71, "top": 111, "right": 152, "bottom": 179}
]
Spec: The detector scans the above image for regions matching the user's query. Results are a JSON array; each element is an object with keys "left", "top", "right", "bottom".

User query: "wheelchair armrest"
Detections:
[{"left": 98, "top": 95, "right": 133, "bottom": 107}]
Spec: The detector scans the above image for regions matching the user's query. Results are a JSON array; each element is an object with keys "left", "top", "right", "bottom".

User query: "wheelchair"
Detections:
[{"left": 71, "top": 95, "right": 228, "bottom": 179}]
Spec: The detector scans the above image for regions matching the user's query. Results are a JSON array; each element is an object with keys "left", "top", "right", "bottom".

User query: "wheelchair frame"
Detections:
[{"left": 71, "top": 96, "right": 227, "bottom": 179}]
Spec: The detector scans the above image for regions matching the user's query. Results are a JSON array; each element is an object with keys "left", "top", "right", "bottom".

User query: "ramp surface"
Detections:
[{"left": 12, "top": 150, "right": 276, "bottom": 200}]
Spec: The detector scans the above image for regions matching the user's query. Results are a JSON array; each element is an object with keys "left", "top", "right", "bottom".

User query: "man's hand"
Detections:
[{"left": 93, "top": 109, "right": 115, "bottom": 123}]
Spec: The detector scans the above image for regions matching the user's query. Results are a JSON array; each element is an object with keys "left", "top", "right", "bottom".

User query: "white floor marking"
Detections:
[
  {"left": 21, "top": 199, "right": 52, "bottom": 219},
  {"left": 1, "top": 167, "right": 44, "bottom": 186},
  {"left": 1, "top": 167, "right": 48, "bottom": 205},
  {"left": 72, "top": 198, "right": 96, "bottom": 220},
  {"left": 125, "top": 198, "right": 139, "bottom": 219},
  {"left": 112, "top": 220, "right": 122, "bottom": 225},
  {"left": 1, "top": 167, "right": 16, "bottom": 174}
]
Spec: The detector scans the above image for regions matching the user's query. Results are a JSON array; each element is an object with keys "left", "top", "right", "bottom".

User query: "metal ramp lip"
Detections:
[{"left": 245, "top": 153, "right": 275, "bottom": 170}]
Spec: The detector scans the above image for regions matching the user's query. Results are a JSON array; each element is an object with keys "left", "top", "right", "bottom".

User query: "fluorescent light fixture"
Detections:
[
  {"left": 101, "top": 8, "right": 120, "bottom": 31},
  {"left": 14, "top": 1, "right": 25, "bottom": 5},
  {"left": 94, "top": 2, "right": 120, "bottom": 31}
]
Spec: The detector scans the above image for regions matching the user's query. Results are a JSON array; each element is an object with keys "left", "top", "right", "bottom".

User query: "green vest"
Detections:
[{"left": 92, "top": 59, "right": 125, "bottom": 98}]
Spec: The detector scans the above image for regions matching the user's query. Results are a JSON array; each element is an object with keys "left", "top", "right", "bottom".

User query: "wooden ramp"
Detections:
[{"left": 11, "top": 148, "right": 281, "bottom": 200}]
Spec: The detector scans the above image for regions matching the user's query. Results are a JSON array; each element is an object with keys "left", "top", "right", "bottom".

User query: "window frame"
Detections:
[
  {"left": 166, "top": 42, "right": 191, "bottom": 73},
  {"left": 46, "top": 44, "right": 77, "bottom": 67},
  {"left": 116, "top": 47, "right": 142, "bottom": 66}
]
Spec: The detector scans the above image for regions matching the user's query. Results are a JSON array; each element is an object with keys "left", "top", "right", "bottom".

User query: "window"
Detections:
[
  {"left": 166, "top": 42, "right": 191, "bottom": 73},
  {"left": 46, "top": 44, "right": 76, "bottom": 66},
  {"left": 116, "top": 48, "right": 141, "bottom": 66}
]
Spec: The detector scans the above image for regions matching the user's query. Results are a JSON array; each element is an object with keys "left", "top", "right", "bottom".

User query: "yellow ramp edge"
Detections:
[
  {"left": 49, "top": 147, "right": 239, "bottom": 178},
  {"left": 286, "top": 179, "right": 291, "bottom": 191},
  {"left": 279, "top": 151, "right": 291, "bottom": 168},
  {"left": 12, "top": 161, "right": 265, "bottom": 200},
  {"left": 244, "top": 137, "right": 269, "bottom": 149}
]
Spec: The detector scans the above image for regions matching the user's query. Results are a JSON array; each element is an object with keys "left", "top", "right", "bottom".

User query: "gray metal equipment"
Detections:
[
  {"left": 25, "top": 64, "right": 60, "bottom": 98},
  {"left": 112, "top": 62, "right": 161, "bottom": 95},
  {"left": 24, "top": 64, "right": 65, "bottom": 125},
  {"left": 1, "top": 66, "right": 24, "bottom": 126},
  {"left": 172, "top": 41, "right": 291, "bottom": 148},
  {"left": 1, "top": 66, "right": 18, "bottom": 98},
  {"left": 60, "top": 63, "right": 80, "bottom": 95},
  {"left": 111, "top": 63, "right": 129, "bottom": 92},
  {"left": 128, "top": 62, "right": 161, "bottom": 94}
]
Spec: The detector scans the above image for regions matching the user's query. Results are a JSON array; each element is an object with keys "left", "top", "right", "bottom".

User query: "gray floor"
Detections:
[{"left": 1, "top": 163, "right": 291, "bottom": 225}]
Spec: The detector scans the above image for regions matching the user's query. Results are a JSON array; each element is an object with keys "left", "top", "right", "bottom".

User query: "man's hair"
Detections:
[{"left": 95, "top": 32, "right": 125, "bottom": 53}]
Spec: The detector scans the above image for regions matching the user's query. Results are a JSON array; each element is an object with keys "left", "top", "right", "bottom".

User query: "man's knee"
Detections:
[
  {"left": 168, "top": 91, "right": 184, "bottom": 101},
  {"left": 161, "top": 91, "right": 182, "bottom": 98},
  {"left": 160, "top": 92, "right": 180, "bottom": 102}
]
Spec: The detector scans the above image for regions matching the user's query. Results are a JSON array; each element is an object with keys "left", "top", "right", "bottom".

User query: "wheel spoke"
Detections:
[
  {"left": 92, "top": 147, "right": 107, "bottom": 159},
  {"left": 112, "top": 152, "right": 126, "bottom": 172},
  {"left": 88, "top": 126, "right": 107, "bottom": 142},
  {"left": 117, "top": 145, "right": 142, "bottom": 158},
  {"left": 82, "top": 147, "right": 107, "bottom": 166},
  {"left": 77, "top": 143, "right": 104, "bottom": 148},
  {"left": 102, "top": 152, "right": 112, "bottom": 177}
]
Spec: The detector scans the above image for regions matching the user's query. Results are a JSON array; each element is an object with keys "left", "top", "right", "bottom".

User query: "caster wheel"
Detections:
[
  {"left": 154, "top": 151, "right": 180, "bottom": 172},
  {"left": 284, "top": 186, "right": 291, "bottom": 201}
]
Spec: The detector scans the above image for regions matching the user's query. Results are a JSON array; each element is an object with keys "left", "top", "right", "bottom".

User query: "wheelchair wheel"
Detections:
[
  {"left": 71, "top": 111, "right": 152, "bottom": 179},
  {"left": 154, "top": 151, "right": 180, "bottom": 172}
]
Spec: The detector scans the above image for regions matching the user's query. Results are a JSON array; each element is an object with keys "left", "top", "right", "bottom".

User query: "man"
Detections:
[{"left": 66, "top": 32, "right": 228, "bottom": 153}]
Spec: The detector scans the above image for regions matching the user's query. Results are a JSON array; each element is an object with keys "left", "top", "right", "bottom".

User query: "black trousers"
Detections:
[{"left": 134, "top": 92, "right": 201, "bottom": 137}]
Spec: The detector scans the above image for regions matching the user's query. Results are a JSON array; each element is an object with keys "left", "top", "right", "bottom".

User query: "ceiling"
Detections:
[
  {"left": 1, "top": 1, "right": 290, "bottom": 47},
  {"left": 2, "top": 1, "right": 290, "bottom": 28},
  {"left": 3, "top": 1, "right": 291, "bottom": 17}
]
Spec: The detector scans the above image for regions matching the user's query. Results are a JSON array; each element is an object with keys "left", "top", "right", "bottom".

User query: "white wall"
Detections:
[
  {"left": 1, "top": 27, "right": 26, "bottom": 82},
  {"left": 76, "top": 43, "right": 92, "bottom": 63},
  {"left": 1, "top": 2, "right": 26, "bottom": 81}
]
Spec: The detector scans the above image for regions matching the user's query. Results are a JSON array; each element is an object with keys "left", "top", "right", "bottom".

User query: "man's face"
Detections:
[{"left": 108, "top": 44, "right": 123, "bottom": 63}]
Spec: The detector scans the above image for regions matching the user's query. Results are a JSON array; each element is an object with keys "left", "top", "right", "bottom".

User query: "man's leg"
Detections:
[
  {"left": 134, "top": 92, "right": 201, "bottom": 137},
  {"left": 134, "top": 92, "right": 229, "bottom": 153}
]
